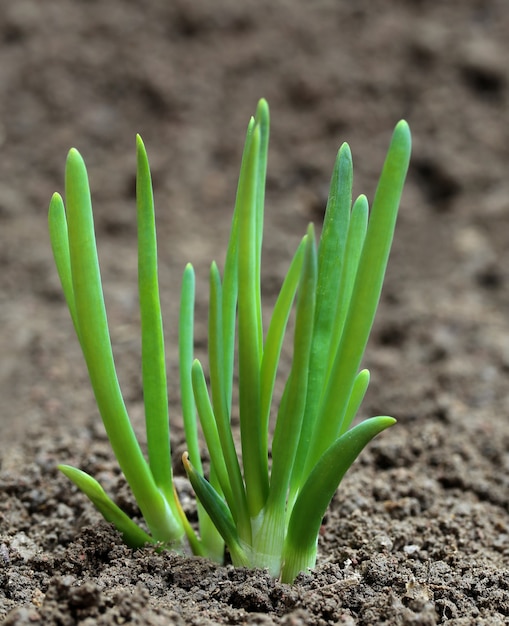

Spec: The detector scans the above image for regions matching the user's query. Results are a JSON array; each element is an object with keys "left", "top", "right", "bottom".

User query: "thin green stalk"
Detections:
[
  {"left": 136, "top": 135, "right": 174, "bottom": 506},
  {"left": 191, "top": 359, "right": 235, "bottom": 509},
  {"left": 268, "top": 226, "right": 317, "bottom": 508},
  {"left": 326, "top": 194, "right": 369, "bottom": 378},
  {"left": 253, "top": 99, "right": 269, "bottom": 331},
  {"left": 260, "top": 237, "right": 306, "bottom": 439},
  {"left": 179, "top": 263, "right": 223, "bottom": 560},
  {"left": 220, "top": 117, "right": 257, "bottom": 417},
  {"left": 179, "top": 263, "right": 202, "bottom": 472},
  {"left": 48, "top": 194, "right": 79, "bottom": 337},
  {"left": 237, "top": 121, "right": 269, "bottom": 518},
  {"left": 341, "top": 368, "right": 370, "bottom": 433},
  {"left": 183, "top": 453, "right": 250, "bottom": 568}
]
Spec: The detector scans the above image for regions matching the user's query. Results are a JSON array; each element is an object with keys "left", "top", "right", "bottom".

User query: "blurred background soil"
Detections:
[{"left": 1, "top": 1, "right": 509, "bottom": 624}]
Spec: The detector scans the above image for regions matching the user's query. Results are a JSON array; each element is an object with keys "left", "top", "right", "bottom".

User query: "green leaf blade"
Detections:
[
  {"left": 179, "top": 263, "right": 202, "bottom": 473},
  {"left": 58, "top": 465, "right": 156, "bottom": 549},
  {"left": 136, "top": 135, "right": 173, "bottom": 503},
  {"left": 260, "top": 236, "right": 306, "bottom": 442},
  {"left": 269, "top": 226, "right": 317, "bottom": 507},
  {"left": 282, "top": 416, "right": 396, "bottom": 583},
  {"left": 208, "top": 262, "right": 229, "bottom": 441},
  {"left": 48, "top": 193, "right": 79, "bottom": 340},
  {"left": 183, "top": 453, "right": 249, "bottom": 568},
  {"left": 326, "top": 193, "right": 369, "bottom": 378},
  {"left": 237, "top": 122, "right": 268, "bottom": 517},
  {"left": 191, "top": 359, "right": 244, "bottom": 525}
]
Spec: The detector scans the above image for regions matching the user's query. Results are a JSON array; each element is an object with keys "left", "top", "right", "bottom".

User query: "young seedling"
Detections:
[
  {"left": 181, "top": 100, "right": 411, "bottom": 582},
  {"left": 49, "top": 99, "right": 411, "bottom": 583}
]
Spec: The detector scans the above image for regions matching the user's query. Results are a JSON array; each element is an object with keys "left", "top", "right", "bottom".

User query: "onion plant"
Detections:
[{"left": 49, "top": 99, "right": 411, "bottom": 583}]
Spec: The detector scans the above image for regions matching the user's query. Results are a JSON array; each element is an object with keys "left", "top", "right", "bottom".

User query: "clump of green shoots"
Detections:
[
  {"left": 49, "top": 99, "right": 411, "bottom": 583},
  {"left": 49, "top": 134, "right": 224, "bottom": 562}
]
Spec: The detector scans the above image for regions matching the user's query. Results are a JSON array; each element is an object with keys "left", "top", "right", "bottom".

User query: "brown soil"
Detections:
[{"left": 1, "top": 1, "right": 509, "bottom": 624}]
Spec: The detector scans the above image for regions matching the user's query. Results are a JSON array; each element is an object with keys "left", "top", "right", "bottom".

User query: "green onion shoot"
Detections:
[{"left": 49, "top": 99, "right": 411, "bottom": 583}]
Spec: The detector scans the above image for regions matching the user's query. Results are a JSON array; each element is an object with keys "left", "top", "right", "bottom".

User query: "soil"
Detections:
[{"left": 1, "top": 0, "right": 509, "bottom": 624}]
